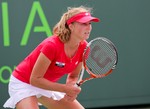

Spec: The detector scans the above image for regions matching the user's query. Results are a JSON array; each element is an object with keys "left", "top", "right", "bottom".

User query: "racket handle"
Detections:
[
  {"left": 74, "top": 83, "right": 80, "bottom": 87},
  {"left": 74, "top": 66, "right": 84, "bottom": 87}
]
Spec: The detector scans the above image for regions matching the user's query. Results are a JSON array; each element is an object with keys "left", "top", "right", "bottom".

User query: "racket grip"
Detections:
[{"left": 74, "top": 83, "right": 80, "bottom": 87}]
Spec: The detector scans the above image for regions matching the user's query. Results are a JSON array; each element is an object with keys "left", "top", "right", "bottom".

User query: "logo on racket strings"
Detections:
[{"left": 91, "top": 46, "right": 112, "bottom": 68}]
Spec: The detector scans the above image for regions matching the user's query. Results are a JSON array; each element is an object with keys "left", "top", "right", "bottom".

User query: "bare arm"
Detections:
[
  {"left": 63, "top": 62, "right": 83, "bottom": 101},
  {"left": 30, "top": 52, "right": 66, "bottom": 92},
  {"left": 66, "top": 62, "right": 83, "bottom": 85}
]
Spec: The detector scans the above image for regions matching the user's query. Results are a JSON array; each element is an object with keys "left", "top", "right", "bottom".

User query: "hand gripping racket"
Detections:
[{"left": 76, "top": 37, "right": 118, "bottom": 86}]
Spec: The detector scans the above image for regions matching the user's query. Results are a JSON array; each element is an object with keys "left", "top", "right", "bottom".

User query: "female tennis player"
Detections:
[{"left": 4, "top": 6, "right": 100, "bottom": 109}]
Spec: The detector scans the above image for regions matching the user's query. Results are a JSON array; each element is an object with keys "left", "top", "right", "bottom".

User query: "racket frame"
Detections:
[{"left": 77, "top": 37, "right": 118, "bottom": 86}]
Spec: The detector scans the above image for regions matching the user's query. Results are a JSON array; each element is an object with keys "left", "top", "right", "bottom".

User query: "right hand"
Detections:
[{"left": 64, "top": 84, "right": 81, "bottom": 102}]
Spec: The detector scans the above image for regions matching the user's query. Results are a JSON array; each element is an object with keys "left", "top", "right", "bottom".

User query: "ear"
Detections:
[{"left": 68, "top": 23, "right": 74, "bottom": 32}]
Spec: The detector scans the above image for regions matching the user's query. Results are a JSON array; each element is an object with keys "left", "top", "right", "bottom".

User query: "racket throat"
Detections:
[{"left": 77, "top": 77, "right": 94, "bottom": 86}]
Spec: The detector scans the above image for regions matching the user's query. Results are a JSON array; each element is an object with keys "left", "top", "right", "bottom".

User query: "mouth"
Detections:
[{"left": 83, "top": 32, "right": 90, "bottom": 40}]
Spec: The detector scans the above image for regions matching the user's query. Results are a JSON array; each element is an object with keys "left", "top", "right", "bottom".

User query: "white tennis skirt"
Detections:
[{"left": 3, "top": 75, "right": 65, "bottom": 109}]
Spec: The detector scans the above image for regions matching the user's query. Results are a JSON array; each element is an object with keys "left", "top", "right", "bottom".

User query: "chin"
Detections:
[
  {"left": 80, "top": 35, "right": 89, "bottom": 41},
  {"left": 85, "top": 35, "right": 89, "bottom": 40}
]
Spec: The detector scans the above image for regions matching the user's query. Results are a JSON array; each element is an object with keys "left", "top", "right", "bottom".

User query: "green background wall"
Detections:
[{"left": 0, "top": 0, "right": 150, "bottom": 108}]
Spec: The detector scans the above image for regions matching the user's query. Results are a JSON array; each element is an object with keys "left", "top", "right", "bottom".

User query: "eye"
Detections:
[
  {"left": 88, "top": 22, "right": 92, "bottom": 25},
  {"left": 82, "top": 22, "right": 91, "bottom": 26}
]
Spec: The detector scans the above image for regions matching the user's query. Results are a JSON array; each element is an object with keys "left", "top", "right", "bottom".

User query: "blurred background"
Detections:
[{"left": 0, "top": 0, "right": 150, "bottom": 109}]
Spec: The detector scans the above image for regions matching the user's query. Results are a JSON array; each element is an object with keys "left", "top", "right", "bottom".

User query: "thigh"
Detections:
[
  {"left": 16, "top": 96, "right": 39, "bottom": 109},
  {"left": 38, "top": 96, "right": 84, "bottom": 109}
]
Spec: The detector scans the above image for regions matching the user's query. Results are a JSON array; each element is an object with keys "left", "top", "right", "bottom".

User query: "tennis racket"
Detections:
[{"left": 76, "top": 37, "right": 118, "bottom": 86}]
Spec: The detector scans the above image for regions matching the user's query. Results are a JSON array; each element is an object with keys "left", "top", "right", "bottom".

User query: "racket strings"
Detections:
[{"left": 85, "top": 39, "right": 117, "bottom": 76}]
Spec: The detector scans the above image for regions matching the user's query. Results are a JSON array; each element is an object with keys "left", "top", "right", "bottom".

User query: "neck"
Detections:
[
  {"left": 64, "top": 38, "right": 80, "bottom": 58},
  {"left": 65, "top": 36, "right": 80, "bottom": 49},
  {"left": 65, "top": 41, "right": 79, "bottom": 49}
]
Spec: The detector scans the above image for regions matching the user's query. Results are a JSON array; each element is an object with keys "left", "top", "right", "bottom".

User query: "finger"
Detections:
[{"left": 64, "top": 94, "right": 77, "bottom": 102}]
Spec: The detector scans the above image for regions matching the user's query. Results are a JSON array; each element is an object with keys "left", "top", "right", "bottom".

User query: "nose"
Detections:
[{"left": 87, "top": 23, "right": 92, "bottom": 31}]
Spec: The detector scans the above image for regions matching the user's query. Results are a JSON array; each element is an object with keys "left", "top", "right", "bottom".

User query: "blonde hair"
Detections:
[{"left": 53, "top": 6, "right": 92, "bottom": 43}]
